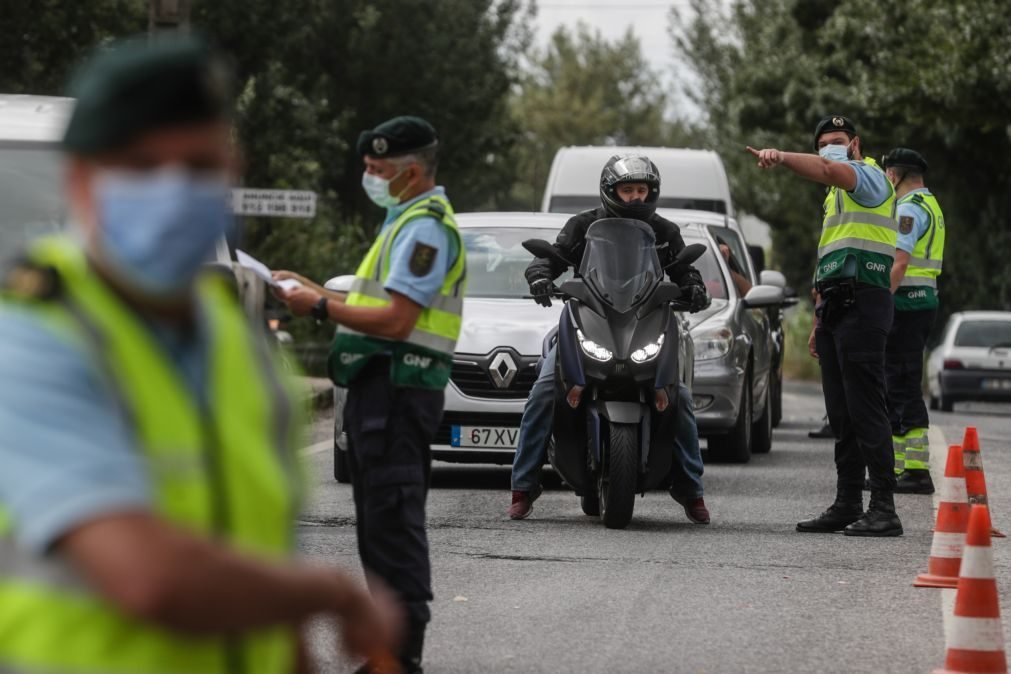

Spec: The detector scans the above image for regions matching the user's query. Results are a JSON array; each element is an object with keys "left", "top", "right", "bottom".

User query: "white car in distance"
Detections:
[{"left": 928, "top": 311, "right": 1011, "bottom": 412}]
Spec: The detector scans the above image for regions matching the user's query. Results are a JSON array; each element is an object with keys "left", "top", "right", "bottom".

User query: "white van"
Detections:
[{"left": 541, "top": 146, "right": 735, "bottom": 217}]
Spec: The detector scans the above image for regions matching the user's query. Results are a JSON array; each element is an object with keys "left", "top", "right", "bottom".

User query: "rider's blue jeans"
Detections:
[{"left": 510, "top": 344, "right": 705, "bottom": 497}]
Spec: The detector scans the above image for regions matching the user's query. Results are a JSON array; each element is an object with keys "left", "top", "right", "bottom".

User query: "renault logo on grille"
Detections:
[{"left": 488, "top": 351, "right": 518, "bottom": 389}]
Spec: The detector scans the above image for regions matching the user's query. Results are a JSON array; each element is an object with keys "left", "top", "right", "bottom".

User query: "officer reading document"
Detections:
[
  {"left": 747, "top": 115, "right": 903, "bottom": 538},
  {"left": 275, "top": 116, "right": 465, "bottom": 674},
  {"left": 0, "top": 36, "right": 397, "bottom": 674}
]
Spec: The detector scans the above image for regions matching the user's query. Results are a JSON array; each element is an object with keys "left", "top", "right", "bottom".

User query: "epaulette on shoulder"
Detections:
[
  {"left": 2, "top": 259, "right": 62, "bottom": 301},
  {"left": 910, "top": 193, "right": 926, "bottom": 205},
  {"left": 425, "top": 202, "right": 447, "bottom": 220}
]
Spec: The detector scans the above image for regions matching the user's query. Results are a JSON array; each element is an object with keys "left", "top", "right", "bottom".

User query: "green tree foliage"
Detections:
[
  {"left": 672, "top": 0, "right": 1011, "bottom": 315},
  {"left": 510, "top": 23, "right": 700, "bottom": 210},
  {"left": 0, "top": 0, "right": 147, "bottom": 94}
]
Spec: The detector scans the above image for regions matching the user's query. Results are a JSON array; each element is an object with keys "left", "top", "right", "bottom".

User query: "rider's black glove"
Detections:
[
  {"left": 686, "top": 284, "right": 711, "bottom": 312},
  {"left": 530, "top": 278, "right": 555, "bottom": 308}
]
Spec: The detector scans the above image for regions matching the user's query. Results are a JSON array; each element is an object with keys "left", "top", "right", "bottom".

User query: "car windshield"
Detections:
[
  {"left": 461, "top": 226, "right": 568, "bottom": 298},
  {"left": 580, "top": 218, "right": 660, "bottom": 312},
  {"left": 684, "top": 237, "right": 728, "bottom": 301},
  {"left": 954, "top": 320, "right": 1011, "bottom": 348},
  {"left": 0, "top": 145, "right": 66, "bottom": 262}
]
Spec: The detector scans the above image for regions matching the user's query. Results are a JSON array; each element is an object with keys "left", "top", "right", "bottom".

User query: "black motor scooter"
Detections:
[{"left": 524, "top": 219, "right": 705, "bottom": 529}]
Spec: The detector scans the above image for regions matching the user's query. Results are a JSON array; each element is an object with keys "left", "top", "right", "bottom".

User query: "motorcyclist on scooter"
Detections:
[{"left": 508, "top": 154, "right": 713, "bottom": 522}]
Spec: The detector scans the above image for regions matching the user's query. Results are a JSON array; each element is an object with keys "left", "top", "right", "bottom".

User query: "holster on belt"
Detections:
[{"left": 816, "top": 278, "right": 856, "bottom": 328}]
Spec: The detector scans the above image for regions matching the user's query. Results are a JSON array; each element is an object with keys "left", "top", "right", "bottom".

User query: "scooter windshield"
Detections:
[{"left": 579, "top": 219, "right": 661, "bottom": 313}]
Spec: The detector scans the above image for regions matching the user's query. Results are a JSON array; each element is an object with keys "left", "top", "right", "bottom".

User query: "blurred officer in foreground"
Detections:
[
  {"left": 0, "top": 36, "right": 395, "bottom": 674},
  {"left": 881, "top": 148, "right": 945, "bottom": 495},
  {"left": 275, "top": 116, "right": 464, "bottom": 673},
  {"left": 747, "top": 115, "right": 903, "bottom": 537}
]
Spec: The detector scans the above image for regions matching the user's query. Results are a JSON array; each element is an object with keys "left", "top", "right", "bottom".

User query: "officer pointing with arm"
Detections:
[
  {"left": 0, "top": 36, "right": 396, "bottom": 674},
  {"left": 881, "top": 148, "right": 945, "bottom": 494},
  {"left": 275, "top": 116, "right": 464, "bottom": 674},
  {"left": 747, "top": 115, "right": 903, "bottom": 537}
]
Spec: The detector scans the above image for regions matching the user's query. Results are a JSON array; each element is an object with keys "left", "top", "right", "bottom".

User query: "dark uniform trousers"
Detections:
[
  {"left": 344, "top": 356, "right": 443, "bottom": 627},
  {"left": 885, "top": 307, "right": 937, "bottom": 435},
  {"left": 815, "top": 286, "right": 897, "bottom": 493}
]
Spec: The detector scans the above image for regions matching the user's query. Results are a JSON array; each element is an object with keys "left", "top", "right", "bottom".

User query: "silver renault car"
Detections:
[{"left": 332, "top": 213, "right": 566, "bottom": 481}]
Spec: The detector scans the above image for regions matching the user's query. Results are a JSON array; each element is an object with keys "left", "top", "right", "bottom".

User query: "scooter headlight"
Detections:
[
  {"left": 631, "top": 334, "right": 665, "bottom": 363},
  {"left": 576, "top": 329, "right": 613, "bottom": 362}
]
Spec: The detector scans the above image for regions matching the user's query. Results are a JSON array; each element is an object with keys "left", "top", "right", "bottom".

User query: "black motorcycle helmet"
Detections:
[{"left": 599, "top": 154, "right": 661, "bottom": 221}]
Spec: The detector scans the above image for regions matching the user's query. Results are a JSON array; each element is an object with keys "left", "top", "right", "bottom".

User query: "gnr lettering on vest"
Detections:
[
  {"left": 865, "top": 261, "right": 887, "bottom": 273},
  {"left": 907, "top": 289, "right": 928, "bottom": 299},
  {"left": 403, "top": 353, "right": 433, "bottom": 369},
  {"left": 340, "top": 352, "right": 365, "bottom": 365}
]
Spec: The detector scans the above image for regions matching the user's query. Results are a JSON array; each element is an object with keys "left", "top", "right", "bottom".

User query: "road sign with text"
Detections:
[{"left": 231, "top": 189, "right": 316, "bottom": 218}]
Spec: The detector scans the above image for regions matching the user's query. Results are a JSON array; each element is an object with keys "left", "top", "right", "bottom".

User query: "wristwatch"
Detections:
[{"left": 310, "top": 296, "right": 329, "bottom": 323}]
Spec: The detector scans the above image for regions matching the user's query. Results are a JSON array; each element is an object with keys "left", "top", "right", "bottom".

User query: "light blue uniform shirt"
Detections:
[
  {"left": 0, "top": 302, "right": 208, "bottom": 553},
  {"left": 380, "top": 186, "right": 458, "bottom": 307},
  {"left": 845, "top": 159, "right": 892, "bottom": 208},
  {"left": 895, "top": 187, "right": 933, "bottom": 254}
]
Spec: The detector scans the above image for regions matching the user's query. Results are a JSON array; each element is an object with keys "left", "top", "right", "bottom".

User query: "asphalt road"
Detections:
[{"left": 298, "top": 381, "right": 1011, "bottom": 673}]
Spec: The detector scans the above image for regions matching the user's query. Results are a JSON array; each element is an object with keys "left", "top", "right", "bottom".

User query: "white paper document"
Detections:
[{"left": 235, "top": 249, "right": 302, "bottom": 291}]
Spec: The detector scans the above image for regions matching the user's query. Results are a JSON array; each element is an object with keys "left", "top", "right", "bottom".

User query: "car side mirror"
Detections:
[
  {"left": 325, "top": 275, "right": 356, "bottom": 293},
  {"left": 742, "top": 285, "right": 784, "bottom": 308},
  {"left": 759, "top": 270, "right": 787, "bottom": 288}
]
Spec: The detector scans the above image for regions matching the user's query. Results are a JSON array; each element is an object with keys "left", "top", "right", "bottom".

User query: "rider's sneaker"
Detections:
[
  {"left": 671, "top": 491, "right": 710, "bottom": 524},
  {"left": 508, "top": 485, "right": 543, "bottom": 520}
]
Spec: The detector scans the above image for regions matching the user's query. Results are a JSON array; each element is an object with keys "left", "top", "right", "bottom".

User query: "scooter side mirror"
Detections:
[
  {"left": 663, "top": 243, "right": 707, "bottom": 271},
  {"left": 523, "top": 239, "right": 576, "bottom": 268}
]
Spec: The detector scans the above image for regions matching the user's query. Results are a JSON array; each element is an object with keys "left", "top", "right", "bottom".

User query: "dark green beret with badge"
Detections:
[
  {"left": 62, "top": 34, "right": 232, "bottom": 155},
  {"left": 357, "top": 115, "right": 439, "bottom": 158},
  {"left": 813, "top": 114, "right": 857, "bottom": 149}
]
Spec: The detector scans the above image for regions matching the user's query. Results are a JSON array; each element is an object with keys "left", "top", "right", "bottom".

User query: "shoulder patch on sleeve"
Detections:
[
  {"left": 899, "top": 215, "right": 914, "bottom": 235},
  {"left": 409, "top": 242, "right": 438, "bottom": 277}
]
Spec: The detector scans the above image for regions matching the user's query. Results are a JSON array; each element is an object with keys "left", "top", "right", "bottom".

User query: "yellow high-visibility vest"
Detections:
[
  {"left": 895, "top": 190, "right": 944, "bottom": 311},
  {"left": 0, "top": 238, "right": 303, "bottom": 674},
  {"left": 330, "top": 194, "right": 466, "bottom": 389},
  {"left": 816, "top": 158, "right": 898, "bottom": 288}
]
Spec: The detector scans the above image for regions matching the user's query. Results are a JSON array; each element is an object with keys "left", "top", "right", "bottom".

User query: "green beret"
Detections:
[
  {"left": 813, "top": 114, "right": 857, "bottom": 149},
  {"left": 882, "top": 147, "right": 928, "bottom": 173},
  {"left": 357, "top": 115, "right": 438, "bottom": 158},
  {"left": 62, "top": 34, "right": 232, "bottom": 155}
]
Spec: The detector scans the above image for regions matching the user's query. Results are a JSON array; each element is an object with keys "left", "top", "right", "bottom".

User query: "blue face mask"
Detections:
[
  {"left": 819, "top": 143, "right": 850, "bottom": 162},
  {"left": 361, "top": 169, "right": 407, "bottom": 209},
  {"left": 94, "top": 169, "right": 234, "bottom": 298}
]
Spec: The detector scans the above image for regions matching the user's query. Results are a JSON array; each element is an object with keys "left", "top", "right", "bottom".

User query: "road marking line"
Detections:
[
  {"left": 929, "top": 426, "right": 960, "bottom": 648},
  {"left": 300, "top": 440, "right": 332, "bottom": 456}
]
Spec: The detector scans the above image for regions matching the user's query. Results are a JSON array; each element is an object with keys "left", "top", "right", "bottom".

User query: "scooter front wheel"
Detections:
[{"left": 599, "top": 422, "right": 638, "bottom": 529}]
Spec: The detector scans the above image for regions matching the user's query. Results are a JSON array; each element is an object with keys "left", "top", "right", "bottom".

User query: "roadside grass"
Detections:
[{"left": 783, "top": 303, "right": 820, "bottom": 382}]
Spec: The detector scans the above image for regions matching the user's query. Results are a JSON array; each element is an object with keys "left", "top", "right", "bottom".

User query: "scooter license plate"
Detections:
[{"left": 451, "top": 426, "right": 519, "bottom": 448}]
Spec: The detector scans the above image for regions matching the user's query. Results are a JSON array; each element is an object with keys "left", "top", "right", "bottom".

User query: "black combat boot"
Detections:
[
  {"left": 894, "top": 469, "right": 935, "bottom": 495},
  {"left": 796, "top": 492, "right": 863, "bottom": 533},
  {"left": 354, "top": 622, "right": 425, "bottom": 674},
  {"left": 844, "top": 490, "right": 903, "bottom": 537}
]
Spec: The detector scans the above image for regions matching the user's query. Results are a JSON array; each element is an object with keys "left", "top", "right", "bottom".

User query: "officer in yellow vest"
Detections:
[
  {"left": 881, "top": 148, "right": 944, "bottom": 495},
  {"left": 276, "top": 116, "right": 464, "bottom": 674},
  {"left": 747, "top": 115, "right": 903, "bottom": 537},
  {"left": 0, "top": 36, "right": 396, "bottom": 674}
]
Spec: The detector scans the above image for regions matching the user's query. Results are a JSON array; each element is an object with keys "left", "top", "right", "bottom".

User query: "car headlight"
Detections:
[
  {"left": 577, "top": 329, "right": 613, "bottom": 362},
  {"left": 631, "top": 334, "right": 665, "bottom": 363},
  {"left": 692, "top": 326, "right": 733, "bottom": 361}
]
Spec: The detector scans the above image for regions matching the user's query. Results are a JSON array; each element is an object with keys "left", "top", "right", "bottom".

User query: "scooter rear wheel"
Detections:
[{"left": 599, "top": 422, "right": 638, "bottom": 529}]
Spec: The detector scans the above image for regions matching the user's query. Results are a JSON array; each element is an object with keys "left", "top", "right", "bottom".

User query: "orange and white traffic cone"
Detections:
[
  {"left": 935, "top": 504, "right": 1007, "bottom": 674},
  {"left": 915, "top": 445, "right": 971, "bottom": 588},
  {"left": 963, "top": 427, "right": 1006, "bottom": 538}
]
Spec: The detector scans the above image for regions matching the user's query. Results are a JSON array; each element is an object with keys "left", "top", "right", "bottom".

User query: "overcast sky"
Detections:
[{"left": 532, "top": 0, "right": 701, "bottom": 118}]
